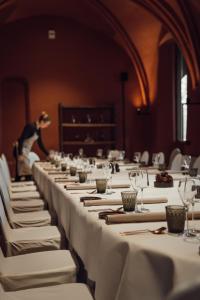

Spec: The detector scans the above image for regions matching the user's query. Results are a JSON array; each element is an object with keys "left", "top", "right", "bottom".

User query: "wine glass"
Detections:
[
  {"left": 182, "top": 155, "right": 192, "bottom": 174},
  {"left": 178, "top": 178, "right": 197, "bottom": 239},
  {"left": 103, "top": 162, "right": 114, "bottom": 194},
  {"left": 128, "top": 171, "right": 140, "bottom": 212},
  {"left": 135, "top": 170, "right": 149, "bottom": 212}
]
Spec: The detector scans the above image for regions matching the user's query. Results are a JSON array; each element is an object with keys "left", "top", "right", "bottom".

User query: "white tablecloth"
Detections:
[{"left": 33, "top": 163, "right": 200, "bottom": 300}]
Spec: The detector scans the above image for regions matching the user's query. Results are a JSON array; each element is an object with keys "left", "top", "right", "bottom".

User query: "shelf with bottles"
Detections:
[
  {"left": 59, "top": 103, "right": 116, "bottom": 154},
  {"left": 62, "top": 123, "right": 116, "bottom": 128},
  {"left": 63, "top": 141, "right": 116, "bottom": 145}
]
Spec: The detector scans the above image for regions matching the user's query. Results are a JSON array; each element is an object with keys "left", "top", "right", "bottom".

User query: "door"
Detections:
[{"left": 1, "top": 78, "right": 29, "bottom": 177}]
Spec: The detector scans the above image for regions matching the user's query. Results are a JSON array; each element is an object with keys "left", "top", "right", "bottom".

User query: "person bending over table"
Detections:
[{"left": 13, "top": 111, "right": 51, "bottom": 181}]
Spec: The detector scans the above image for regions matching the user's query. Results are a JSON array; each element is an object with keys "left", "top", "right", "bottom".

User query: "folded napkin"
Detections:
[
  {"left": 54, "top": 178, "right": 78, "bottom": 183},
  {"left": 43, "top": 168, "right": 56, "bottom": 171},
  {"left": 83, "top": 197, "right": 168, "bottom": 207},
  {"left": 65, "top": 183, "right": 130, "bottom": 190},
  {"left": 99, "top": 210, "right": 125, "bottom": 219},
  {"left": 106, "top": 210, "right": 200, "bottom": 225},
  {"left": 48, "top": 171, "right": 68, "bottom": 175}
]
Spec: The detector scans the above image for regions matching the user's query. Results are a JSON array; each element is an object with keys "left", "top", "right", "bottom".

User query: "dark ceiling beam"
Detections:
[{"left": 89, "top": 0, "right": 150, "bottom": 106}]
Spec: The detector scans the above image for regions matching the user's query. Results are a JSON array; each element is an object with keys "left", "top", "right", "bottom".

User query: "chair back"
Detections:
[
  {"left": 28, "top": 151, "right": 40, "bottom": 167},
  {"left": 170, "top": 153, "right": 182, "bottom": 171},
  {"left": 140, "top": 151, "right": 149, "bottom": 165},
  {"left": 168, "top": 148, "right": 181, "bottom": 169},
  {"left": 133, "top": 152, "right": 141, "bottom": 163},
  {"left": 167, "top": 278, "right": 200, "bottom": 300},
  {"left": 0, "top": 194, "right": 11, "bottom": 243},
  {"left": 0, "top": 155, "right": 11, "bottom": 187},
  {"left": 192, "top": 156, "right": 200, "bottom": 175}
]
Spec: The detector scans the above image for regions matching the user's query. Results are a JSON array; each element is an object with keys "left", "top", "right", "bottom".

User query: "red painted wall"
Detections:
[{"left": 0, "top": 16, "right": 141, "bottom": 161}]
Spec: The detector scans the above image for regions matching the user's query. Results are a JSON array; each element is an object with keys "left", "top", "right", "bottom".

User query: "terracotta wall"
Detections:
[{"left": 0, "top": 16, "right": 141, "bottom": 160}]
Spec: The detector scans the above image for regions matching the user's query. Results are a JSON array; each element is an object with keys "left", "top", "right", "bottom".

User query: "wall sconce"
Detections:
[{"left": 136, "top": 105, "right": 150, "bottom": 115}]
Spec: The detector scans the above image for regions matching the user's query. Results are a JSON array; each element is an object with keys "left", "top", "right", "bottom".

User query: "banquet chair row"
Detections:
[
  {"left": 0, "top": 156, "right": 46, "bottom": 212},
  {"left": 0, "top": 194, "right": 61, "bottom": 256},
  {"left": 1, "top": 154, "right": 38, "bottom": 193},
  {"left": 0, "top": 283, "right": 93, "bottom": 300},
  {"left": 133, "top": 151, "right": 165, "bottom": 166},
  {"left": 0, "top": 166, "right": 52, "bottom": 228}
]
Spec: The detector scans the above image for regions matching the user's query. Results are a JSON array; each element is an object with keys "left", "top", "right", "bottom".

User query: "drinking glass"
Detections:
[
  {"left": 128, "top": 171, "right": 140, "bottom": 212},
  {"left": 135, "top": 170, "right": 149, "bottom": 212},
  {"left": 178, "top": 178, "right": 197, "bottom": 239},
  {"left": 103, "top": 162, "right": 114, "bottom": 194}
]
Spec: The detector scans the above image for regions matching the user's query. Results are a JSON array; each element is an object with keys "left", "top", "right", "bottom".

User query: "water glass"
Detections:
[
  {"left": 166, "top": 205, "right": 186, "bottom": 233},
  {"left": 121, "top": 190, "right": 138, "bottom": 212}
]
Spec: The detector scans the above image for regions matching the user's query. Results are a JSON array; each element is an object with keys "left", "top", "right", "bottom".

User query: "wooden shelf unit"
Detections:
[{"left": 59, "top": 104, "right": 116, "bottom": 156}]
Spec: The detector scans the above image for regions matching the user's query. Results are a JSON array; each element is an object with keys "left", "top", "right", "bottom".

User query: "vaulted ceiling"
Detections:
[{"left": 0, "top": 0, "right": 200, "bottom": 105}]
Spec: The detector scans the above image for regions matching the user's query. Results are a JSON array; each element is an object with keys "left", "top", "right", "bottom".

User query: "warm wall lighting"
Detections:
[{"left": 48, "top": 30, "right": 56, "bottom": 40}]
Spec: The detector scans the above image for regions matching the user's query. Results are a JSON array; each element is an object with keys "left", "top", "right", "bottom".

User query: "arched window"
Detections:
[{"left": 176, "top": 48, "right": 188, "bottom": 142}]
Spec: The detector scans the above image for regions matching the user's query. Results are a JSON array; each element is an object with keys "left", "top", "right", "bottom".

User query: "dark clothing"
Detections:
[
  {"left": 18, "top": 122, "right": 49, "bottom": 156},
  {"left": 13, "top": 122, "right": 49, "bottom": 180}
]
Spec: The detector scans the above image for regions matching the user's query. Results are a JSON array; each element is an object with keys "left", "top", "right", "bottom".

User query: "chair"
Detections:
[
  {"left": 1, "top": 154, "right": 35, "bottom": 188},
  {"left": 152, "top": 152, "right": 165, "bottom": 166},
  {"left": 0, "top": 247, "right": 76, "bottom": 291},
  {"left": 169, "top": 153, "right": 183, "bottom": 171},
  {"left": 168, "top": 148, "right": 181, "bottom": 169},
  {"left": 192, "top": 156, "right": 200, "bottom": 175},
  {"left": 0, "top": 195, "right": 61, "bottom": 256},
  {"left": 0, "top": 283, "right": 93, "bottom": 300},
  {"left": 140, "top": 151, "right": 149, "bottom": 165},
  {"left": 0, "top": 162, "right": 45, "bottom": 213},
  {"left": 0, "top": 158, "right": 40, "bottom": 199},
  {"left": 0, "top": 190, "right": 51, "bottom": 228},
  {"left": 28, "top": 152, "right": 40, "bottom": 167},
  {"left": 166, "top": 278, "right": 200, "bottom": 300},
  {"left": 107, "top": 150, "right": 125, "bottom": 161},
  {"left": 133, "top": 152, "right": 141, "bottom": 163}
]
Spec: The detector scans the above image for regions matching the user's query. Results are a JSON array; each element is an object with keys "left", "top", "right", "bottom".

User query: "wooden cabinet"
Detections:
[{"left": 59, "top": 104, "right": 116, "bottom": 156}]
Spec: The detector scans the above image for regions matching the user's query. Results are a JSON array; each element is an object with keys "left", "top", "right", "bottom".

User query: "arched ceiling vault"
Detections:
[{"left": 0, "top": 0, "right": 200, "bottom": 105}]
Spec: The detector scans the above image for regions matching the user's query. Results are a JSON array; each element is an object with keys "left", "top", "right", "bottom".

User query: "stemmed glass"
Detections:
[
  {"left": 182, "top": 155, "right": 192, "bottom": 175},
  {"left": 178, "top": 178, "right": 197, "bottom": 239},
  {"left": 128, "top": 171, "right": 141, "bottom": 212},
  {"left": 135, "top": 170, "right": 149, "bottom": 212},
  {"left": 103, "top": 162, "right": 114, "bottom": 194}
]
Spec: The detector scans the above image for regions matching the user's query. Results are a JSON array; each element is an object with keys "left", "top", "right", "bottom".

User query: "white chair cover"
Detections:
[
  {"left": 170, "top": 153, "right": 183, "bottom": 171},
  {"left": 0, "top": 169, "right": 50, "bottom": 228},
  {"left": 0, "top": 283, "right": 93, "bottom": 300},
  {"left": 192, "top": 156, "right": 200, "bottom": 175},
  {"left": 28, "top": 152, "right": 40, "bottom": 167},
  {"left": 140, "top": 151, "right": 149, "bottom": 165},
  {"left": 157, "top": 152, "right": 165, "bottom": 164},
  {"left": 0, "top": 196, "right": 61, "bottom": 256},
  {"left": 0, "top": 248, "right": 76, "bottom": 291},
  {"left": 1, "top": 155, "right": 35, "bottom": 188},
  {"left": 107, "top": 150, "right": 125, "bottom": 160},
  {"left": 168, "top": 148, "right": 181, "bottom": 169},
  {"left": 133, "top": 152, "right": 141, "bottom": 163},
  {"left": 0, "top": 159, "right": 45, "bottom": 213},
  {"left": 166, "top": 278, "right": 200, "bottom": 300}
]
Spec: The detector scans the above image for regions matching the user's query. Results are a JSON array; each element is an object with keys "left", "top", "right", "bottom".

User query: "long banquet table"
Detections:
[{"left": 33, "top": 162, "right": 200, "bottom": 300}]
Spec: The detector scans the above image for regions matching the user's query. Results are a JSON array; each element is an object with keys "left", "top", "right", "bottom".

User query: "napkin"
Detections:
[
  {"left": 48, "top": 171, "right": 67, "bottom": 175},
  {"left": 83, "top": 197, "right": 168, "bottom": 207},
  {"left": 54, "top": 178, "right": 78, "bottom": 183},
  {"left": 106, "top": 210, "right": 200, "bottom": 225},
  {"left": 65, "top": 183, "right": 130, "bottom": 190},
  {"left": 106, "top": 212, "right": 166, "bottom": 224}
]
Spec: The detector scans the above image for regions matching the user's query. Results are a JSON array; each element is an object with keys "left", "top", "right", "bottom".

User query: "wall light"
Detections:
[{"left": 48, "top": 30, "right": 56, "bottom": 40}]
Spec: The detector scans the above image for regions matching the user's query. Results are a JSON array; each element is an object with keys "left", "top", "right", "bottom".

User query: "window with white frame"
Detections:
[{"left": 176, "top": 48, "right": 188, "bottom": 142}]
